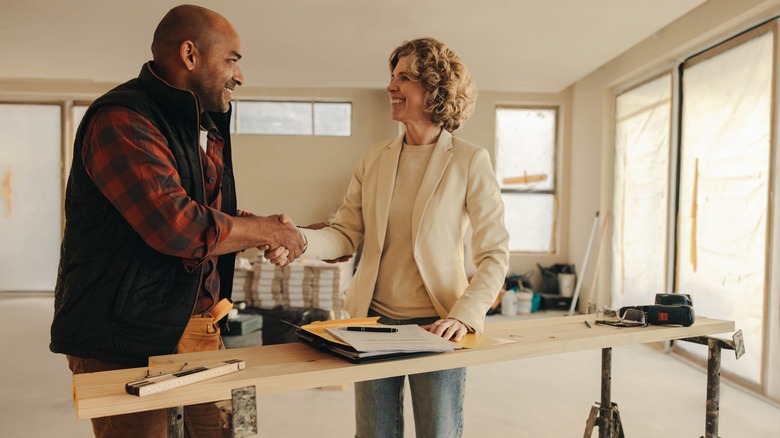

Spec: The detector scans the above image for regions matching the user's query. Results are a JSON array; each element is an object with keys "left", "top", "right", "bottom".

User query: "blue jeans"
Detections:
[{"left": 355, "top": 310, "right": 466, "bottom": 438}]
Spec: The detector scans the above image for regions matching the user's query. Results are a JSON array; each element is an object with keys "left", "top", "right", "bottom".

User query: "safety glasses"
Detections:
[{"left": 595, "top": 307, "right": 647, "bottom": 328}]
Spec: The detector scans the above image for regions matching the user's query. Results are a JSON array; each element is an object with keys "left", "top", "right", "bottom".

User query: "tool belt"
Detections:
[{"left": 207, "top": 298, "right": 233, "bottom": 321}]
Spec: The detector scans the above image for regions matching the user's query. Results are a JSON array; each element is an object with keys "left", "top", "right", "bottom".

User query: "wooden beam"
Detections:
[{"left": 71, "top": 315, "right": 734, "bottom": 420}]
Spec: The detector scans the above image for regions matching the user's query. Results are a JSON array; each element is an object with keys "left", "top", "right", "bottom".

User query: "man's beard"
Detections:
[{"left": 192, "top": 76, "right": 229, "bottom": 113}]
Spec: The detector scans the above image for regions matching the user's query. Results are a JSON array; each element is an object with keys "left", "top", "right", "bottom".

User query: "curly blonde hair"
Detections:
[{"left": 389, "top": 37, "right": 477, "bottom": 132}]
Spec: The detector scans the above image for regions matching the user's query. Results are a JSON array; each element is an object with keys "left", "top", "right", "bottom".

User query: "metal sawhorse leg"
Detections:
[
  {"left": 583, "top": 330, "right": 744, "bottom": 438},
  {"left": 167, "top": 385, "right": 258, "bottom": 438},
  {"left": 680, "top": 329, "right": 745, "bottom": 438},
  {"left": 583, "top": 347, "right": 625, "bottom": 438}
]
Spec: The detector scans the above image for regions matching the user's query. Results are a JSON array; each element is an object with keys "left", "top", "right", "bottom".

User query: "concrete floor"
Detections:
[{"left": 3, "top": 294, "right": 779, "bottom": 437}]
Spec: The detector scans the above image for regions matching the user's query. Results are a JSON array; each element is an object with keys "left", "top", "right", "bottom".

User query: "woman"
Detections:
[{"left": 299, "top": 37, "right": 509, "bottom": 437}]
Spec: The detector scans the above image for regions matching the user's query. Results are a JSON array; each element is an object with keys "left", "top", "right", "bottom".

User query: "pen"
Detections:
[
  {"left": 584, "top": 320, "right": 592, "bottom": 328},
  {"left": 345, "top": 326, "right": 398, "bottom": 333}
]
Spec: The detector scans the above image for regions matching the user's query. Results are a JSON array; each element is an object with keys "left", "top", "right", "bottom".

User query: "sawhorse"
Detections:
[
  {"left": 583, "top": 330, "right": 744, "bottom": 438},
  {"left": 166, "top": 386, "right": 258, "bottom": 438}
]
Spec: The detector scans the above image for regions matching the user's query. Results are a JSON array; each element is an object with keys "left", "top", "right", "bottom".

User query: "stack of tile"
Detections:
[
  {"left": 242, "top": 257, "right": 355, "bottom": 311},
  {"left": 281, "top": 263, "right": 310, "bottom": 308},
  {"left": 309, "top": 258, "right": 355, "bottom": 315},
  {"left": 230, "top": 256, "right": 254, "bottom": 303},
  {"left": 249, "top": 261, "right": 283, "bottom": 308},
  {"left": 231, "top": 270, "right": 251, "bottom": 303}
]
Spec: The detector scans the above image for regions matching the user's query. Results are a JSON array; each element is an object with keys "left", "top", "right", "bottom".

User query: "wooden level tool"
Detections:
[{"left": 125, "top": 359, "right": 245, "bottom": 397}]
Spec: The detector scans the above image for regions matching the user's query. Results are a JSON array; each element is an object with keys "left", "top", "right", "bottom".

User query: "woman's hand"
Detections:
[
  {"left": 264, "top": 245, "right": 290, "bottom": 266},
  {"left": 305, "top": 222, "right": 353, "bottom": 264},
  {"left": 425, "top": 318, "right": 469, "bottom": 342}
]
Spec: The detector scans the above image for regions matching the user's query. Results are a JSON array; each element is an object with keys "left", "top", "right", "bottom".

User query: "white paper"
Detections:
[{"left": 325, "top": 325, "right": 458, "bottom": 353}]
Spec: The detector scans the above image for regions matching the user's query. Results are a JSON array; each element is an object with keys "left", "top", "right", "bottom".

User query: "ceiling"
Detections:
[{"left": 0, "top": 0, "right": 707, "bottom": 93}]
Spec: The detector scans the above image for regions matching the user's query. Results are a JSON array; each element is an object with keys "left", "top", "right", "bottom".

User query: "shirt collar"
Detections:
[{"left": 200, "top": 112, "right": 220, "bottom": 135}]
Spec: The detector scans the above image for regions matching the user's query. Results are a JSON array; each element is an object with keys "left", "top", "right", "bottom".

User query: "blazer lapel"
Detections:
[
  {"left": 412, "top": 130, "right": 453, "bottom": 246},
  {"left": 375, "top": 134, "right": 404, "bottom": 249}
]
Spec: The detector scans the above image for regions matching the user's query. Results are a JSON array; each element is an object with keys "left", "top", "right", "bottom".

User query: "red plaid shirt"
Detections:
[{"left": 82, "top": 106, "right": 234, "bottom": 315}]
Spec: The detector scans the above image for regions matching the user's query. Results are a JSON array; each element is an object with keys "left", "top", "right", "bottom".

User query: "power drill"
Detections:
[{"left": 619, "top": 293, "right": 695, "bottom": 327}]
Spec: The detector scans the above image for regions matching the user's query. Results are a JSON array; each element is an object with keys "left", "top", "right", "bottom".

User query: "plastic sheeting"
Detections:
[
  {"left": 0, "top": 103, "right": 62, "bottom": 291},
  {"left": 611, "top": 74, "right": 672, "bottom": 310},
  {"left": 676, "top": 31, "right": 773, "bottom": 384}
]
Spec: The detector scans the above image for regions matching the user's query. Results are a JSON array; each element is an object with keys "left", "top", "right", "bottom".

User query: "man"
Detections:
[{"left": 50, "top": 5, "right": 302, "bottom": 436}]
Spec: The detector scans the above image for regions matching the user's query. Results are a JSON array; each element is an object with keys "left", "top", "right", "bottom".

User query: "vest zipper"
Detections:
[
  {"left": 172, "top": 99, "right": 206, "bottom": 353},
  {"left": 190, "top": 108, "right": 207, "bottom": 317}
]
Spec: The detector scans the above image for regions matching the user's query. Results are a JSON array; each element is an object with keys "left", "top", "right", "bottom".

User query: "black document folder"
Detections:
[
  {"left": 296, "top": 329, "right": 444, "bottom": 363},
  {"left": 295, "top": 317, "right": 513, "bottom": 363},
  {"left": 295, "top": 317, "right": 454, "bottom": 364}
]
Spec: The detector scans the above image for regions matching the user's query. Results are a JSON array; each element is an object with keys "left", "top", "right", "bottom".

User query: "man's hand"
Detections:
[
  {"left": 260, "top": 213, "right": 304, "bottom": 264},
  {"left": 234, "top": 210, "right": 259, "bottom": 253},
  {"left": 214, "top": 213, "right": 302, "bottom": 261},
  {"left": 323, "top": 254, "right": 352, "bottom": 264}
]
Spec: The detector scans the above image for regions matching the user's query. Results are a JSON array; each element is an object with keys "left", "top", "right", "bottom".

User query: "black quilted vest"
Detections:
[{"left": 50, "top": 62, "right": 237, "bottom": 366}]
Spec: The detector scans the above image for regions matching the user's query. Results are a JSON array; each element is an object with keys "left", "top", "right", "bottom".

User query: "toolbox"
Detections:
[
  {"left": 537, "top": 293, "right": 574, "bottom": 311},
  {"left": 225, "top": 313, "right": 263, "bottom": 336}
]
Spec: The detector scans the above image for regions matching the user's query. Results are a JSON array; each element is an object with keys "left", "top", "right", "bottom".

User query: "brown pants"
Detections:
[{"left": 68, "top": 308, "right": 230, "bottom": 438}]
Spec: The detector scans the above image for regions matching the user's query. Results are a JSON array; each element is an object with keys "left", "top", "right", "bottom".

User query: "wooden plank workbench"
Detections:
[{"left": 71, "top": 314, "right": 735, "bottom": 436}]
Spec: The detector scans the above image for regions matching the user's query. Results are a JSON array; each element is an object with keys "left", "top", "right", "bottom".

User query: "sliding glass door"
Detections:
[
  {"left": 676, "top": 27, "right": 775, "bottom": 384},
  {"left": 0, "top": 103, "right": 63, "bottom": 291}
]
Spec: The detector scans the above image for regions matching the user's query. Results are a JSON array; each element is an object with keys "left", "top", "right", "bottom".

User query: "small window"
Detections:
[
  {"left": 232, "top": 100, "right": 351, "bottom": 136},
  {"left": 72, "top": 104, "right": 88, "bottom": 128},
  {"left": 494, "top": 106, "right": 558, "bottom": 252},
  {"left": 314, "top": 102, "right": 352, "bottom": 136}
]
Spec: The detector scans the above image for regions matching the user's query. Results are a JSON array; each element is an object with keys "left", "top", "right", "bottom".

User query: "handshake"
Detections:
[
  {"left": 232, "top": 211, "right": 352, "bottom": 266},
  {"left": 248, "top": 215, "right": 350, "bottom": 267},
  {"left": 253, "top": 213, "right": 304, "bottom": 267}
]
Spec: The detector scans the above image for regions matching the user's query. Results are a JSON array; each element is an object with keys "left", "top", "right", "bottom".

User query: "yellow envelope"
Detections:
[{"left": 300, "top": 317, "right": 382, "bottom": 346}]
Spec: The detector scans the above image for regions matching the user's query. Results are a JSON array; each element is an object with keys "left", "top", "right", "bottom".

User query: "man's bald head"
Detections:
[
  {"left": 149, "top": 5, "right": 243, "bottom": 112},
  {"left": 151, "top": 5, "right": 229, "bottom": 61}
]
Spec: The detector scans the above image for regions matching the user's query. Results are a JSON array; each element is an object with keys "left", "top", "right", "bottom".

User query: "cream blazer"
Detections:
[{"left": 301, "top": 130, "right": 509, "bottom": 333}]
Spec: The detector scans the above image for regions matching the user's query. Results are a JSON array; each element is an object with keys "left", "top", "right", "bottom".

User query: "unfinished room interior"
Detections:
[{"left": 2, "top": 0, "right": 780, "bottom": 436}]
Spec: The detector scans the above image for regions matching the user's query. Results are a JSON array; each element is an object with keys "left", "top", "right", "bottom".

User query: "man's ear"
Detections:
[{"left": 180, "top": 40, "right": 197, "bottom": 71}]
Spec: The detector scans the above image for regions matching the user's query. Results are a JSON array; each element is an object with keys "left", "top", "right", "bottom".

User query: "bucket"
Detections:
[
  {"left": 517, "top": 292, "right": 533, "bottom": 314},
  {"left": 558, "top": 273, "right": 575, "bottom": 298},
  {"left": 501, "top": 291, "right": 518, "bottom": 316}
]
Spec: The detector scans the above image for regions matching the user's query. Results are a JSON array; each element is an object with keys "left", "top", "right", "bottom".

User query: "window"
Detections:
[
  {"left": 0, "top": 103, "right": 62, "bottom": 291},
  {"left": 72, "top": 104, "right": 88, "bottom": 126},
  {"left": 232, "top": 100, "right": 351, "bottom": 136},
  {"left": 611, "top": 73, "right": 672, "bottom": 310},
  {"left": 313, "top": 102, "right": 352, "bottom": 136},
  {"left": 494, "top": 106, "right": 558, "bottom": 252},
  {"left": 674, "top": 28, "right": 774, "bottom": 384}
]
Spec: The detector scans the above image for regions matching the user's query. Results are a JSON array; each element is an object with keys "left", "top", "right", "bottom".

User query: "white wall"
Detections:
[
  {"left": 230, "top": 86, "right": 396, "bottom": 227},
  {"left": 232, "top": 86, "right": 573, "bottom": 278},
  {"left": 0, "top": 78, "right": 571, "bottom": 278}
]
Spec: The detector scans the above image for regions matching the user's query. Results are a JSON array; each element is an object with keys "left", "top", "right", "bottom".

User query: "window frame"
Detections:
[
  {"left": 231, "top": 99, "right": 352, "bottom": 137},
  {"left": 0, "top": 100, "right": 66, "bottom": 291},
  {"left": 494, "top": 104, "right": 560, "bottom": 254}
]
